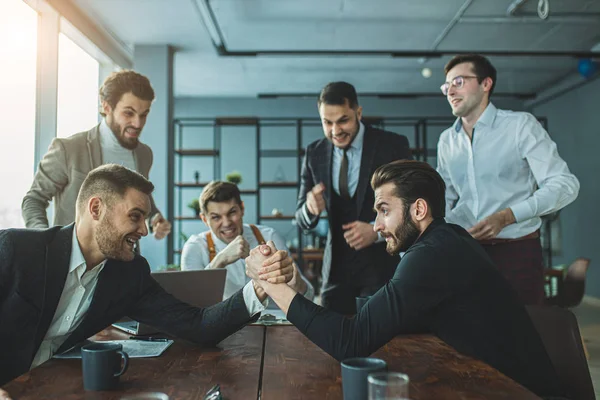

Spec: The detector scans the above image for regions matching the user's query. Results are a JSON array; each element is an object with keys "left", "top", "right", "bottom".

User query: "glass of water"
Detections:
[{"left": 368, "top": 372, "right": 409, "bottom": 400}]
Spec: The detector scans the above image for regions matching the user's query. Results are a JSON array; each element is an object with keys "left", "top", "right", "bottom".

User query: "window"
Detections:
[
  {"left": 56, "top": 32, "right": 100, "bottom": 138},
  {"left": 0, "top": 0, "right": 37, "bottom": 228}
]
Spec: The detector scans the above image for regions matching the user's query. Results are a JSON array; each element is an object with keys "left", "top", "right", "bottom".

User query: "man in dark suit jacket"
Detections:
[
  {"left": 295, "top": 82, "right": 412, "bottom": 314},
  {"left": 0, "top": 164, "right": 292, "bottom": 388},
  {"left": 249, "top": 160, "right": 568, "bottom": 400}
]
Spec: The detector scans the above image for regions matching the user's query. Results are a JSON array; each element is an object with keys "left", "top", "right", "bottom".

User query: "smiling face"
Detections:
[
  {"left": 103, "top": 92, "right": 151, "bottom": 150},
  {"left": 319, "top": 100, "right": 362, "bottom": 149},
  {"left": 445, "top": 62, "right": 490, "bottom": 119},
  {"left": 94, "top": 188, "right": 150, "bottom": 261},
  {"left": 373, "top": 182, "right": 421, "bottom": 255},
  {"left": 201, "top": 198, "right": 245, "bottom": 244}
]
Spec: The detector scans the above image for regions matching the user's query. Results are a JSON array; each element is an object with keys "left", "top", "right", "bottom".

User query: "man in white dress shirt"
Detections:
[
  {"left": 181, "top": 181, "right": 314, "bottom": 304},
  {"left": 437, "top": 54, "right": 580, "bottom": 304},
  {"left": 22, "top": 70, "right": 171, "bottom": 240}
]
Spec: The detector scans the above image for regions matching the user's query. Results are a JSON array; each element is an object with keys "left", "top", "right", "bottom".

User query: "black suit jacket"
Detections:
[
  {"left": 0, "top": 225, "right": 254, "bottom": 385},
  {"left": 287, "top": 219, "right": 567, "bottom": 399},
  {"left": 295, "top": 125, "right": 412, "bottom": 286}
]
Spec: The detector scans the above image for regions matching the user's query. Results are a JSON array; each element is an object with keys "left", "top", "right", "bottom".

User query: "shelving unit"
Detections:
[
  {"left": 168, "top": 116, "right": 441, "bottom": 265},
  {"left": 168, "top": 115, "right": 554, "bottom": 269}
]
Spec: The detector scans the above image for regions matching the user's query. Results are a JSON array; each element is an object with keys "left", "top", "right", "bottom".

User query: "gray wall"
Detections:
[
  {"left": 171, "top": 96, "right": 525, "bottom": 263},
  {"left": 532, "top": 79, "right": 600, "bottom": 298}
]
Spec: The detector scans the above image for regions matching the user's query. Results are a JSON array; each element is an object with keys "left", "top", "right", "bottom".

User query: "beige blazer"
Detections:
[{"left": 22, "top": 125, "right": 158, "bottom": 228}]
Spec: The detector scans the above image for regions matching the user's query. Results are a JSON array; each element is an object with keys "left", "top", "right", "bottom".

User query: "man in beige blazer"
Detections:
[{"left": 22, "top": 70, "right": 171, "bottom": 239}]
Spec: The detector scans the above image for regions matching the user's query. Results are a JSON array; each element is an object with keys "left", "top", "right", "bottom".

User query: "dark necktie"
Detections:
[{"left": 339, "top": 148, "right": 350, "bottom": 199}]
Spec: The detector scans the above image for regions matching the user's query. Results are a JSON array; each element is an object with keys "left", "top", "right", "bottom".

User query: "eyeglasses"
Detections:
[{"left": 440, "top": 75, "right": 479, "bottom": 95}]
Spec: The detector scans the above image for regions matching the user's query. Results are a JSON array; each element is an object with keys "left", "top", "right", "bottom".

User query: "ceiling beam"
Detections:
[
  {"left": 221, "top": 49, "right": 600, "bottom": 58},
  {"left": 258, "top": 92, "right": 537, "bottom": 100}
]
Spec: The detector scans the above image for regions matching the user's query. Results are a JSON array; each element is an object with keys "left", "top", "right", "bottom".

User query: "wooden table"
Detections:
[
  {"left": 3, "top": 327, "right": 264, "bottom": 400},
  {"left": 3, "top": 326, "right": 541, "bottom": 400}
]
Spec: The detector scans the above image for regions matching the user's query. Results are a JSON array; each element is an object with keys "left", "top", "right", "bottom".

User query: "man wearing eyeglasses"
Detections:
[{"left": 436, "top": 54, "right": 580, "bottom": 305}]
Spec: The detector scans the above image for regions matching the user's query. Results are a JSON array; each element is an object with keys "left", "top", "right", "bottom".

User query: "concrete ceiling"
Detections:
[{"left": 71, "top": 0, "right": 600, "bottom": 97}]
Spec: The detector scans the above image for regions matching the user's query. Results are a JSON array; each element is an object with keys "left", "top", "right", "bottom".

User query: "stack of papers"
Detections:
[{"left": 252, "top": 309, "right": 292, "bottom": 326}]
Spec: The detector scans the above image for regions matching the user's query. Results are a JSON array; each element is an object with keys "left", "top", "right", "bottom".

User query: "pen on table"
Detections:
[{"left": 129, "top": 336, "right": 169, "bottom": 342}]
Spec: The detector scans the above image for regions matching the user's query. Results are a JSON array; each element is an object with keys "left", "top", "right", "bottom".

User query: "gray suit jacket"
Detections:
[{"left": 22, "top": 125, "right": 157, "bottom": 228}]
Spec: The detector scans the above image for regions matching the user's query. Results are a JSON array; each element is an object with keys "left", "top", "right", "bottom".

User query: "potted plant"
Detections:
[
  {"left": 226, "top": 171, "right": 242, "bottom": 185},
  {"left": 187, "top": 198, "right": 201, "bottom": 217},
  {"left": 157, "top": 264, "right": 181, "bottom": 272}
]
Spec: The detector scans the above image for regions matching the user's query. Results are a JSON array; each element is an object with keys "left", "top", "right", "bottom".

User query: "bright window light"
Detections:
[
  {"left": 56, "top": 32, "right": 100, "bottom": 138},
  {"left": 0, "top": 0, "right": 37, "bottom": 228}
]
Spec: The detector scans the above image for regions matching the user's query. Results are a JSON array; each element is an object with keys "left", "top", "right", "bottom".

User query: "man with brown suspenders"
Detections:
[{"left": 181, "top": 181, "right": 314, "bottom": 303}]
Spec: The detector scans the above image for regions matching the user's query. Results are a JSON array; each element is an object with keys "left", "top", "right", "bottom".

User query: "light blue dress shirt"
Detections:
[{"left": 332, "top": 122, "right": 365, "bottom": 197}]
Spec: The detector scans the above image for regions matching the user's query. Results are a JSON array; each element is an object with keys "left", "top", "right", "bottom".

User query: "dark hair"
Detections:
[
  {"left": 200, "top": 181, "right": 242, "bottom": 215},
  {"left": 444, "top": 54, "right": 497, "bottom": 97},
  {"left": 371, "top": 160, "right": 446, "bottom": 218},
  {"left": 99, "top": 70, "right": 155, "bottom": 116},
  {"left": 318, "top": 81, "right": 359, "bottom": 109},
  {"left": 76, "top": 164, "right": 154, "bottom": 213}
]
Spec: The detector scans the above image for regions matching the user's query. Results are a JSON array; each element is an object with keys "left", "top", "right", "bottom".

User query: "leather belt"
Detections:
[{"left": 478, "top": 231, "right": 540, "bottom": 246}]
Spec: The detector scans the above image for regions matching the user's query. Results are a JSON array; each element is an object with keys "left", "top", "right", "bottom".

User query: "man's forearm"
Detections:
[
  {"left": 21, "top": 196, "right": 50, "bottom": 228},
  {"left": 292, "top": 275, "right": 308, "bottom": 295},
  {"left": 257, "top": 281, "right": 297, "bottom": 314},
  {"left": 207, "top": 252, "right": 230, "bottom": 270}
]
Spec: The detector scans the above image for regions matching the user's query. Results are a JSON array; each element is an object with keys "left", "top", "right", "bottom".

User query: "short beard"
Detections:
[
  {"left": 332, "top": 111, "right": 361, "bottom": 150},
  {"left": 95, "top": 210, "right": 134, "bottom": 262},
  {"left": 386, "top": 205, "right": 421, "bottom": 256},
  {"left": 107, "top": 113, "right": 139, "bottom": 150}
]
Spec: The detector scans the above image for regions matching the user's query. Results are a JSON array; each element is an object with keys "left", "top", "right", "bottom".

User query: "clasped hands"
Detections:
[{"left": 245, "top": 241, "right": 300, "bottom": 293}]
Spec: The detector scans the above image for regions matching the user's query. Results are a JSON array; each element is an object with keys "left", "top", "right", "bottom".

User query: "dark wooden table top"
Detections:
[
  {"left": 3, "top": 325, "right": 542, "bottom": 400},
  {"left": 2, "top": 326, "right": 264, "bottom": 400},
  {"left": 261, "top": 326, "right": 542, "bottom": 400}
]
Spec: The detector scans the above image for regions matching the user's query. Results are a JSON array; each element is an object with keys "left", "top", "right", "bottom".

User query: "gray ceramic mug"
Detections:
[
  {"left": 341, "top": 357, "right": 387, "bottom": 400},
  {"left": 81, "top": 342, "right": 129, "bottom": 391}
]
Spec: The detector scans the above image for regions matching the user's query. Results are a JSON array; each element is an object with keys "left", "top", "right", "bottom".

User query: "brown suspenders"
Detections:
[{"left": 206, "top": 224, "right": 266, "bottom": 262}]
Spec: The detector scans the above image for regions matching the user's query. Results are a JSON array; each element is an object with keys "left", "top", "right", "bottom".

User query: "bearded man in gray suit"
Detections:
[{"left": 22, "top": 70, "right": 171, "bottom": 239}]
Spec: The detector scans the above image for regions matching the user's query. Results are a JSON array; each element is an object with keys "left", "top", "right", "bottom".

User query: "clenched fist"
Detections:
[
  {"left": 221, "top": 235, "right": 250, "bottom": 265},
  {"left": 306, "top": 182, "right": 326, "bottom": 216}
]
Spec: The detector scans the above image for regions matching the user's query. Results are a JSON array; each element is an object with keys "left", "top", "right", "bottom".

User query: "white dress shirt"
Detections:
[
  {"left": 31, "top": 229, "right": 105, "bottom": 368},
  {"left": 180, "top": 224, "right": 315, "bottom": 304},
  {"left": 437, "top": 102, "right": 580, "bottom": 239},
  {"left": 99, "top": 119, "right": 136, "bottom": 171}
]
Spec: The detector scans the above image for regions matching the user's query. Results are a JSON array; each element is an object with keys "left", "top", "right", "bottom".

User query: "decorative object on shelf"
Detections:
[
  {"left": 187, "top": 199, "right": 201, "bottom": 217},
  {"left": 226, "top": 171, "right": 242, "bottom": 185},
  {"left": 271, "top": 208, "right": 283, "bottom": 217},
  {"left": 274, "top": 164, "right": 286, "bottom": 182},
  {"left": 578, "top": 58, "right": 599, "bottom": 79},
  {"left": 194, "top": 171, "right": 200, "bottom": 184}
]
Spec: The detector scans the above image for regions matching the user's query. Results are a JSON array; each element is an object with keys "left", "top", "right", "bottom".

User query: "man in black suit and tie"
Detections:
[
  {"left": 295, "top": 81, "right": 412, "bottom": 314},
  {"left": 0, "top": 164, "right": 293, "bottom": 390}
]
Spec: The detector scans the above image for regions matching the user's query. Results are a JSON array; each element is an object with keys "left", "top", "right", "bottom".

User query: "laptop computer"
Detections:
[{"left": 112, "top": 269, "right": 227, "bottom": 335}]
